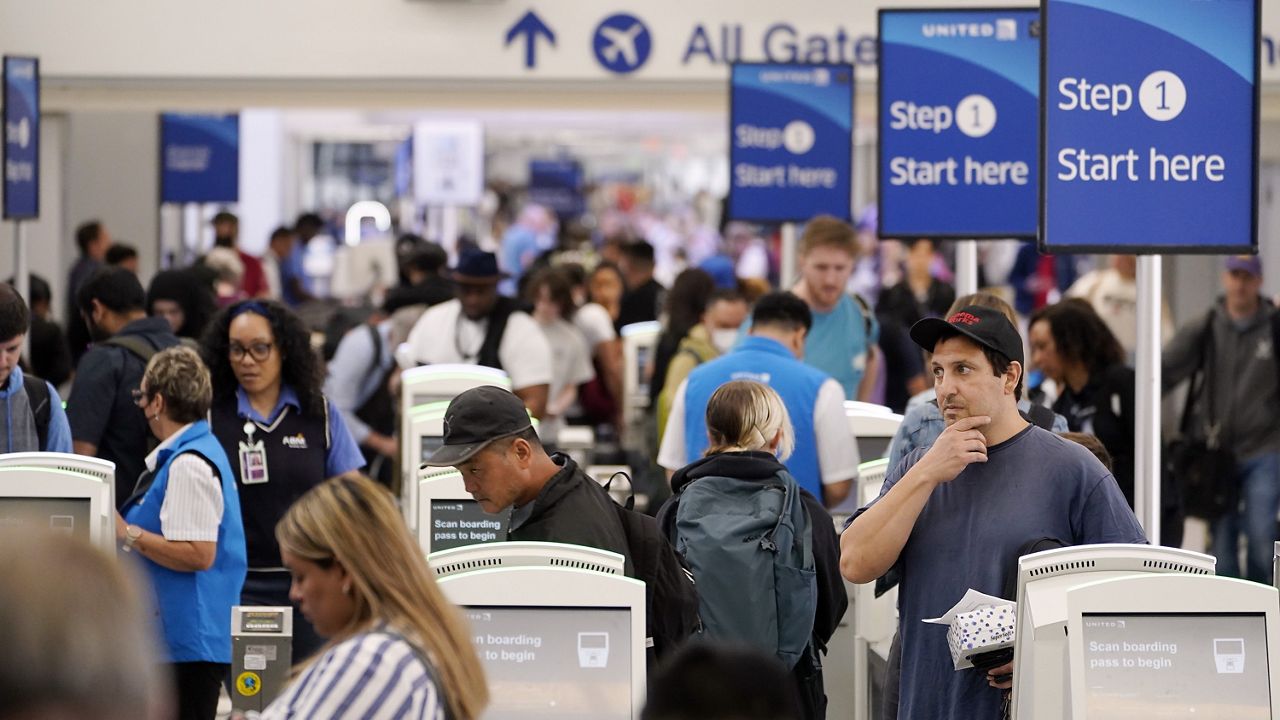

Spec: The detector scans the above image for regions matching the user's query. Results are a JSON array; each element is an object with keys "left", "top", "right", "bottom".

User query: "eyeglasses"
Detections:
[
  {"left": 131, "top": 388, "right": 151, "bottom": 407},
  {"left": 229, "top": 342, "right": 274, "bottom": 362}
]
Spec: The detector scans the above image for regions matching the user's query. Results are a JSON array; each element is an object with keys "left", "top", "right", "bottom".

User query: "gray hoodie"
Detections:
[{"left": 1163, "top": 297, "right": 1280, "bottom": 460}]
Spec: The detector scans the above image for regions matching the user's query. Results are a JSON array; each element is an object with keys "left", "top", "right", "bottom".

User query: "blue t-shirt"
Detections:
[
  {"left": 804, "top": 294, "right": 877, "bottom": 400},
  {"left": 859, "top": 425, "right": 1146, "bottom": 720}
]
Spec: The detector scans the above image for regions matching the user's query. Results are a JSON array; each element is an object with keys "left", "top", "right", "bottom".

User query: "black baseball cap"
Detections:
[
  {"left": 909, "top": 305, "right": 1024, "bottom": 365},
  {"left": 422, "top": 386, "right": 533, "bottom": 467}
]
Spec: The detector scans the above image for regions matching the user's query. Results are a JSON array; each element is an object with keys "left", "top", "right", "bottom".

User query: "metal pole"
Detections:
[
  {"left": 1134, "top": 254, "right": 1162, "bottom": 544},
  {"left": 14, "top": 221, "right": 30, "bottom": 359},
  {"left": 781, "top": 222, "right": 798, "bottom": 289},
  {"left": 955, "top": 239, "right": 979, "bottom": 296}
]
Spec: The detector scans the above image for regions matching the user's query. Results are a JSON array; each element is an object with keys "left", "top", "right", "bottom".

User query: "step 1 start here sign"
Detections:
[{"left": 1041, "top": 0, "right": 1258, "bottom": 254}]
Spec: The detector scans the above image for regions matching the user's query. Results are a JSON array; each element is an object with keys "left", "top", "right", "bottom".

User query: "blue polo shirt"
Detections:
[
  {"left": 234, "top": 385, "right": 365, "bottom": 478},
  {"left": 681, "top": 336, "right": 831, "bottom": 498}
]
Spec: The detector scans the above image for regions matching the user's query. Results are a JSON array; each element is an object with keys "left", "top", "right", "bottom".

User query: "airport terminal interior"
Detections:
[{"left": 5, "top": 1, "right": 1280, "bottom": 719}]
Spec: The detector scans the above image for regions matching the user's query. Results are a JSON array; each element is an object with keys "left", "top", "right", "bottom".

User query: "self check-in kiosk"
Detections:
[
  {"left": 438, "top": 557, "right": 646, "bottom": 720},
  {"left": 430, "top": 541, "right": 625, "bottom": 577},
  {"left": 415, "top": 467, "right": 509, "bottom": 555},
  {"left": 1011, "top": 544, "right": 1220, "bottom": 719},
  {"left": 401, "top": 402, "right": 450, "bottom": 532},
  {"left": 844, "top": 402, "right": 902, "bottom": 464},
  {"left": 397, "top": 364, "right": 511, "bottom": 498},
  {"left": 620, "top": 321, "right": 661, "bottom": 452},
  {"left": 1065, "top": 573, "right": 1280, "bottom": 719},
  {"left": 0, "top": 453, "right": 116, "bottom": 552}
]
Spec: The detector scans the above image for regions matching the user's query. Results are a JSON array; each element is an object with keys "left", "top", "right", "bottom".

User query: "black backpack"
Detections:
[
  {"left": 604, "top": 474, "right": 702, "bottom": 670},
  {"left": 22, "top": 374, "right": 52, "bottom": 450}
]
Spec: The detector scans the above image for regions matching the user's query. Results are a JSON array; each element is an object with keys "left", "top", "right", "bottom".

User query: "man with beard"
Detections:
[
  {"left": 67, "top": 267, "right": 181, "bottom": 508},
  {"left": 399, "top": 249, "right": 551, "bottom": 418}
]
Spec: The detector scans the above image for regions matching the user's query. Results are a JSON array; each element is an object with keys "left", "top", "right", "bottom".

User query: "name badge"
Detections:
[{"left": 239, "top": 440, "right": 269, "bottom": 485}]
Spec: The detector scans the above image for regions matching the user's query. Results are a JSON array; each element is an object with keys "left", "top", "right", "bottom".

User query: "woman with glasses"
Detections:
[
  {"left": 117, "top": 345, "right": 247, "bottom": 720},
  {"left": 201, "top": 299, "right": 365, "bottom": 661}
]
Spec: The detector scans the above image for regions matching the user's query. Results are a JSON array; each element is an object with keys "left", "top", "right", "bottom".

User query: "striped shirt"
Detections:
[
  {"left": 261, "top": 631, "right": 446, "bottom": 720},
  {"left": 145, "top": 423, "right": 223, "bottom": 542}
]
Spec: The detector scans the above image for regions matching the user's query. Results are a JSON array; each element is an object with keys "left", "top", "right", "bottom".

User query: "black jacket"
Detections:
[
  {"left": 509, "top": 454, "right": 634, "bottom": 575},
  {"left": 668, "top": 451, "right": 849, "bottom": 647},
  {"left": 1053, "top": 363, "right": 1135, "bottom": 505}
]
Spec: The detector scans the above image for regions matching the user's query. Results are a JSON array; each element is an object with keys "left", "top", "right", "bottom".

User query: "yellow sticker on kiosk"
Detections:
[{"left": 236, "top": 671, "right": 262, "bottom": 697}]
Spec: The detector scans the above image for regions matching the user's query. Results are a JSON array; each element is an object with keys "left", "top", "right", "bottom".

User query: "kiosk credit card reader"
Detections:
[{"left": 231, "top": 606, "right": 293, "bottom": 713}]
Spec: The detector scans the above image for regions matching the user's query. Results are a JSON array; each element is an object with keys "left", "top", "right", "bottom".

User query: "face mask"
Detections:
[{"left": 711, "top": 329, "right": 739, "bottom": 353}]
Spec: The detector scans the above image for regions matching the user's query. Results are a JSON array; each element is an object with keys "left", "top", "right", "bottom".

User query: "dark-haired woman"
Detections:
[
  {"left": 1029, "top": 299, "right": 1135, "bottom": 503},
  {"left": 200, "top": 299, "right": 364, "bottom": 661},
  {"left": 147, "top": 268, "right": 217, "bottom": 341}
]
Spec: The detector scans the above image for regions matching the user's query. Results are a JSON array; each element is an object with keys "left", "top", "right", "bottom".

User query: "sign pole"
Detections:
[
  {"left": 955, "top": 239, "right": 979, "bottom": 296},
  {"left": 14, "top": 220, "right": 29, "bottom": 357},
  {"left": 780, "top": 222, "right": 797, "bottom": 288},
  {"left": 1134, "top": 254, "right": 1162, "bottom": 544}
]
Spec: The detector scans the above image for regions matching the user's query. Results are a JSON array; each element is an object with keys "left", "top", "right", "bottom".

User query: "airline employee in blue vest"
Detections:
[
  {"left": 659, "top": 292, "right": 860, "bottom": 508},
  {"left": 117, "top": 346, "right": 247, "bottom": 720},
  {"left": 201, "top": 299, "right": 365, "bottom": 661}
]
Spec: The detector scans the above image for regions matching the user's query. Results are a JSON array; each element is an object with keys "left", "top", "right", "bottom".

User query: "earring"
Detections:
[{"left": 342, "top": 581, "right": 352, "bottom": 596}]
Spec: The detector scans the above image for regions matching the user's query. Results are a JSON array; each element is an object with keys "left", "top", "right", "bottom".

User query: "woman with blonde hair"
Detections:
[
  {"left": 261, "top": 475, "right": 488, "bottom": 720},
  {"left": 658, "top": 380, "right": 846, "bottom": 719}
]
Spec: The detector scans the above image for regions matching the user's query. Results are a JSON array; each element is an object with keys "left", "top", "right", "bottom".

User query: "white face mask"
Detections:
[{"left": 710, "top": 329, "right": 739, "bottom": 353}]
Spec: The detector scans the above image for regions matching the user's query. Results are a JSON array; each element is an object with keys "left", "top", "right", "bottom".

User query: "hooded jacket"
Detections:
[
  {"left": 668, "top": 451, "right": 848, "bottom": 648},
  {"left": 508, "top": 454, "right": 634, "bottom": 576},
  {"left": 1163, "top": 297, "right": 1280, "bottom": 460}
]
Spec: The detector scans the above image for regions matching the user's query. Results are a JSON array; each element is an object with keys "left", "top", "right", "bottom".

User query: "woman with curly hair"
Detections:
[
  {"left": 147, "top": 268, "right": 217, "bottom": 340},
  {"left": 200, "top": 299, "right": 365, "bottom": 661}
]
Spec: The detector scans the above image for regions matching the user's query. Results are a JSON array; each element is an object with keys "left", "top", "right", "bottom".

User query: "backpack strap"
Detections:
[
  {"left": 477, "top": 297, "right": 519, "bottom": 370},
  {"left": 21, "top": 375, "right": 51, "bottom": 450},
  {"left": 102, "top": 334, "right": 161, "bottom": 364},
  {"left": 1022, "top": 403, "right": 1055, "bottom": 431}
]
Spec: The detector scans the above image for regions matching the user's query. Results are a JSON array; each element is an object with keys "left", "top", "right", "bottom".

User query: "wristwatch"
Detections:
[{"left": 123, "top": 524, "right": 143, "bottom": 552}]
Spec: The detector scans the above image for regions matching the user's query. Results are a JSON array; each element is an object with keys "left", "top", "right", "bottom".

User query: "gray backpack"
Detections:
[{"left": 662, "top": 468, "right": 818, "bottom": 668}]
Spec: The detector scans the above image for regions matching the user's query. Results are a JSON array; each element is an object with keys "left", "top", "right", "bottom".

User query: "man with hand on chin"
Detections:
[{"left": 839, "top": 305, "right": 1145, "bottom": 720}]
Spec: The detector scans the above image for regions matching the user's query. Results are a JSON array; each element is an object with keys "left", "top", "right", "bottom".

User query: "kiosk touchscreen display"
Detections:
[
  {"left": 0, "top": 498, "right": 91, "bottom": 542},
  {"left": 1081, "top": 613, "right": 1270, "bottom": 719},
  {"left": 420, "top": 436, "right": 443, "bottom": 465},
  {"left": 428, "top": 500, "right": 508, "bottom": 552},
  {"left": 465, "top": 605, "right": 632, "bottom": 719}
]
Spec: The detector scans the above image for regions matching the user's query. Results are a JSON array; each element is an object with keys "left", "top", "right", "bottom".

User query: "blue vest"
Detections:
[
  {"left": 125, "top": 421, "right": 247, "bottom": 663},
  {"left": 683, "top": 336, "right": 831, "bottom": 498}
]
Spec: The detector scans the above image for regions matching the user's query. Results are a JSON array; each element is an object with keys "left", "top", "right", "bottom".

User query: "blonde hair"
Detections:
[
  {"left": 143, "top": 345, "right": 213, "bottom": 424},
  {"left": 799, "top": 215, "right": 857, "bottom": 258},
  {"left": 704, "top": 380, "right": 794, "bottom": 460},
  {"left": 275, "top": 476, "right": 488, "bottom": 720},
  {"left": 0, "top": 530, "right": 165, "bottom": 720}
]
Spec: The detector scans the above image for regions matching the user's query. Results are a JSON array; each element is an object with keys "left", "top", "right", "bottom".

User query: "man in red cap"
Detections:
[{"left": 399, "top": 249, "right": 551, "bottom": 418}]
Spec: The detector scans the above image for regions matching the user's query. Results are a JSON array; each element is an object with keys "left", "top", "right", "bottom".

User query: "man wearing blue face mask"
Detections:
[{"left": 659, "top": 291, "right": 860, "bottom": 508}]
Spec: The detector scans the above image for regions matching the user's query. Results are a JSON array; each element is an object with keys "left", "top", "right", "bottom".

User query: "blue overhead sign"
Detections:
[
  {"left": 1042, "top": 0, "right": 1259, "bottom": 254},
  {"left": 528, "top": 159, "right": 585, "bottom": 216},
  {"left": 728, "top": 62, "right": 853, "bottom": 223},
  {"left": 3, "top": 56, "right": 39, "bottom": 220},
  {"left": 878, "top": 9, "right": 1039, "bottom": 239},
  {"left": 160, "top": 113, "right": 240, "bottom": 204}
]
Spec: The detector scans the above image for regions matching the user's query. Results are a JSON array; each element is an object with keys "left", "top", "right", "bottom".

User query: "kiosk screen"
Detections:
[
  {"left": 0, "top": 498, "right": 91, "bottom": 542},
  {"left": 466, "top": 605, "right": 632, "bottom": 719},
  {"left": 420, "top": 436, "right": 443, "bottom": 465},
  {"left": 1081, "top": 612, "right": 1271, "bottom": 719},
  {"left": 428, "top": 500, "right": 508, "bottom": 552}
]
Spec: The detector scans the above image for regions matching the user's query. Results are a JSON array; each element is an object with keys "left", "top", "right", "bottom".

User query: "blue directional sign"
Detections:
[
  {"left": 878, "top": 10, "right": 1039, "bottom": 239},
  {"left": 505, "top": 10, "right": 556, "bottom": 69},
  {"left": 160, "top": 113, "right": 239, "bottom": 204},
  {"left": 728, "top": 63, "right": 853, "bottom": 223},
  {"left": 3, "top": 56, "right": 39, "bottom": 219},
  {"left": 593, "top": 13, "right": 652, "bottom": 74},
  {"left": 528, "top": 159, "right": 585, "bottom": 216},
  {"left": 1042, "top": 0, "right": 1258, "bottom": 253}
]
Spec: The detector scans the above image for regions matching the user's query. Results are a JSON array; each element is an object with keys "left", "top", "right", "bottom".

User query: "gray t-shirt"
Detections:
[{"left": 859, "top": 424, "right": 1147, "bottom": 720}]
